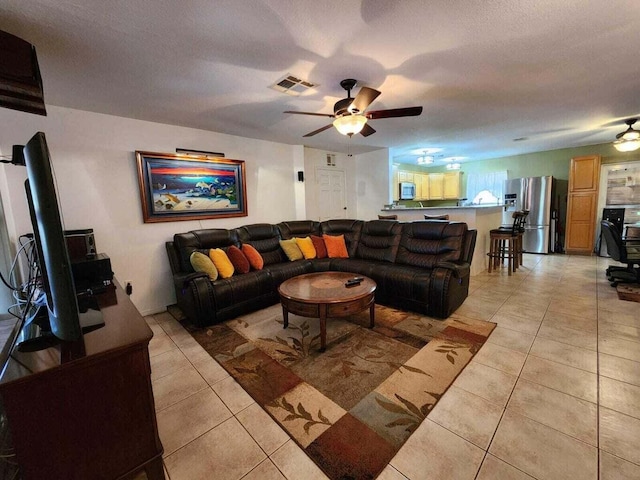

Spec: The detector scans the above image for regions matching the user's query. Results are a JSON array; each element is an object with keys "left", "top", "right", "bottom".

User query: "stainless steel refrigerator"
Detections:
[{"left": 503, "top": 176, "right": 553, "bottom": 253}]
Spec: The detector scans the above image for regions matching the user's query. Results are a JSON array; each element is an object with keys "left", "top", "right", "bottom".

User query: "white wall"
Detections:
[
  {"left": 355, "top": 149, "right": 390, "bottom": 220},
  {"left": 0, "top": 106, "right": 303, "bottom": 315}
]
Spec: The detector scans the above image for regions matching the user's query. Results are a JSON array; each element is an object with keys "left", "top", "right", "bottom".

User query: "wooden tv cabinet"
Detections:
[{"left": 0, "top": 284, "right": 165, "bottom": 480}]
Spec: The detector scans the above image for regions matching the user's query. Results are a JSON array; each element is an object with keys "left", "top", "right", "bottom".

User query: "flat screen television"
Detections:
[{"left": 20, "top": 132, "right": 103, "bottom": 357}]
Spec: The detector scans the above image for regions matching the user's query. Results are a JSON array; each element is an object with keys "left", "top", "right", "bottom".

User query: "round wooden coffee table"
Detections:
[{"left": 278, "top": 272, "right": 376, "bottom": 352}]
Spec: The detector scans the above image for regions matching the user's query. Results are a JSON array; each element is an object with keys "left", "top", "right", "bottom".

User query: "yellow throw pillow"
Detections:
[
  {"left": 323, "top": 234, "right": 349, "bottom": 258},
  {"left": 279, "top": 239, "right": 304, "bottom": 261},
  {"left": 209, "top": 248, "right": 235, "bottom": 278},
  {"left": 295, "top": 236, "right": 317, "bottom": 259},
  {"left": 190, "top": 251, "right": 218, "bottom": 281}
]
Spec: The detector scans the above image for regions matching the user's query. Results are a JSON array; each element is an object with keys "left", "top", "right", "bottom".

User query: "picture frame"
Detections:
[{"left": 135, "top": 151, "right": 248, "bottom": 223}]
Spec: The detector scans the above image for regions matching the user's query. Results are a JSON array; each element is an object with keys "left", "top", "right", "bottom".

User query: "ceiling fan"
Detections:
[{"left": 284, "top": 78, "right": 423, "bottom": 138}]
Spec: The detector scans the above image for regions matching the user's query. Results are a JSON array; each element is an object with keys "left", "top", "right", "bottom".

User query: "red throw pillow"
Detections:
[
  {"left": 310, "top": 235, "right": 327, "bottom": 258},
  {"left": 241, "top": 243, "right": 264, "bottom": 270},
  {"left": 323, "top": 234, "right": 349, "bottom": 258},
  {"left": 226, "top": 245, "right": 250, "bottom": 274}
]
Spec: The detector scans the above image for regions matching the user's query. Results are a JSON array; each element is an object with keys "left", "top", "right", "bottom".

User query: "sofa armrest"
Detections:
[
  {"left": 429, "top": 265, "right": 470, "bottom": 318},
  {"left": 173, "top": 272, "right": 217, "bottom": 327},
  {"left": 436, "top": 261, "right": 470, "bottom": 279}
]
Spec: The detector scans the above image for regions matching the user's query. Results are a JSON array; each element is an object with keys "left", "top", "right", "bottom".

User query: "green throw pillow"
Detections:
[
  {"left": 190, "top": 251, "right": 218, "bottom": 281},
  {"left": 279, "top": 238, "right": 303, "bottom": 261}
]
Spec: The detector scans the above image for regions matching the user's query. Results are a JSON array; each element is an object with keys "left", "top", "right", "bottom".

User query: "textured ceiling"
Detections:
[{"left": 2, "top": 0, "right": 640, "bottom": 165}]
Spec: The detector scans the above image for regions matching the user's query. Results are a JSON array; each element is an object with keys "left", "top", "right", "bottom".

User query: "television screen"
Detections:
[{"left": 22, "top": 132, "right": 82, "bottom": 343}]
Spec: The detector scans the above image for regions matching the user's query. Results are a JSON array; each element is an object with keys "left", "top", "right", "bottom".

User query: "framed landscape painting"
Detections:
[{"left": 135, "top": 151, "right": 247, "bottom": 223}]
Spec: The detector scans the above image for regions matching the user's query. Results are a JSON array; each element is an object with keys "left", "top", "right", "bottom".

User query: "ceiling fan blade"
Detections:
[
  {"left": 366, "top": 106, "right": 423, "bottom": 119},
  {"left": 284, "top": 110, "right": 335, "bottom": 118},
  {"left": 303, "top": 124, "right": 334, "bottom": 137},
  {"left": 349, "top": 87, "right": 381, "bottom": 113},
  {"left": 360, "top": 123, "right": 376, "bottom": 137}
]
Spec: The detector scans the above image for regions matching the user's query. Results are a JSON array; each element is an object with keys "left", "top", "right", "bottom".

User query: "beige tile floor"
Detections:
[{"left": 144, "top": 254, "right": 640, "bottom": 480}]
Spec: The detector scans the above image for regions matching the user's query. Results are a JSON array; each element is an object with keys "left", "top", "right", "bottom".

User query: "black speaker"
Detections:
[
  {"left": 297, "top": 171, "right": 304, "bottom": 182},
  {"left": 64, "top": 229, "right": 96, "bottom": 261}
]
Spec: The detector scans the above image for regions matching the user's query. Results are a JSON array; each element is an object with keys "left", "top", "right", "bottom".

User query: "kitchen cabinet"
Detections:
[
  {"left": 565, "top": 155, "right": 601, "bottom": 255},
  {"left": 421, "top": 174, "right": 430, "bottom": 200},
  {"left": 395, "top": 169, "right": 459, "bottom": 201},
  {"left": 443, "top": 172, "right": 461, "bottom": 199},
  {"left": 398, "top": 171, "right": 414, "bottom": 183},
  {"left": 392, "top": 170, "right": 399, "bottom": 201},
  {"left": 428, "top": 173, "right": 445, "bottom": 199}
]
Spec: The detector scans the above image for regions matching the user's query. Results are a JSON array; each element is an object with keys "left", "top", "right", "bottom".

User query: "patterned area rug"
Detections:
[
  {"left": 617, "top": 283, "right": 640, "bottom": 302},
  {"left": 177, "top": 303, "right": 495, "bottom": 480}
]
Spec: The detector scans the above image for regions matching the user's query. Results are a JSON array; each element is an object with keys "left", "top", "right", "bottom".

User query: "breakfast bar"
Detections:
[{"left": 380, "top": 205, "right": 503, "bottom": 275}]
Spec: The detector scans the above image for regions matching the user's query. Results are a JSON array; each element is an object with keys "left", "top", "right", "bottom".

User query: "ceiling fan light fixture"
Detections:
[
  {"left": 333, "top": 114, "right": 367, "bottom": 136},
  {"left": 614, "top": 119, "right": 640, "bottom": 152},
  {"left": 614, "top": 138, "right": 640, "bottom": 152}
]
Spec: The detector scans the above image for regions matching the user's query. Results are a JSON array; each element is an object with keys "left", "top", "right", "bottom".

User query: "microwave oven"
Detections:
[{"left": 399, "top": 182, "right": 416, "bottom": 200}]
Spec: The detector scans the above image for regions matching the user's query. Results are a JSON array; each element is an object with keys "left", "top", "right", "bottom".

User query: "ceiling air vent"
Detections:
[{"left": 270, "top": 74, "right": 316, "bottom": 96}]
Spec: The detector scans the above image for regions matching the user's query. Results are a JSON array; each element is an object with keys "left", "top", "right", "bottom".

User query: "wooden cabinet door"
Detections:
[
  {"left": 392, "top": 170, "right": 399, "bottom": 201},
  {"left": 398, "top": 170, "right": 415, "bottom": 183},
  {"left": 421, "top": 174, "right": 430, "bottom": 200},
  {"left": 414, "top": 173, "right": 423, "bottom": 199},
  {"left": 443, "top": 172, "right": 461, "bottom": 199},
  {"left": 565, "top": 155, "right": 601, "bottom": 255},
  {"left": 565, "top": 192, "right": 597, "bottom": 252},
  {"left": 570, "top": 156, "right": 600, "bottom": 191},
  {"left": 429, "top": 173, "right": 444, "bottom": 199}
]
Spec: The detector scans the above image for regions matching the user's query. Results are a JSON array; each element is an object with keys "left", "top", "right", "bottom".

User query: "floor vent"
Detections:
[{"left": 270, "top": 74, "right": 316, "bottom": 96}]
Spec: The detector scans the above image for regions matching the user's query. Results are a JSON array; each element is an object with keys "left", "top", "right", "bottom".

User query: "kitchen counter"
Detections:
[
  {"left": 382, "top": 205, "right": 503, "bottom": 211},
  {"left": 381, "top": 205, "right": 504, "bottom": 275}
]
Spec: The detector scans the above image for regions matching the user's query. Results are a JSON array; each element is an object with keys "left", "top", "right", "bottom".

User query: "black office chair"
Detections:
[{"left": 600, "top": 220, "right": 640, "bottom": 286}]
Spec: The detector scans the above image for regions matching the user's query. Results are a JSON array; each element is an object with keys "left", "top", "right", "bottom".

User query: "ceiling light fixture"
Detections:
[
  {"left": 417, "top": 151, "right": 434, "bottom": 164},
  {"left": 333, "top": 114, "right": 367, "bottom": 137},
  {"left": 446, "top": 163, "right": 461, "bottom": 170},
  {"left": 613, "top": 119, "right": 640, "bottom": 152}
]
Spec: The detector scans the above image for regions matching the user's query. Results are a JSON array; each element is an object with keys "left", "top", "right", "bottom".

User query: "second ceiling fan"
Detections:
[{"left": 284, "top": 78, "right": 423, "bottom": 138}]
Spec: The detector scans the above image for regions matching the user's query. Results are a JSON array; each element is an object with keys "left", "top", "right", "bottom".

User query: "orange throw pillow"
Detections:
[
  {"left": 242, "top": 243, "right": 264, "bottom": 270},
  {"left": 310, "top": 235, "right": 327, "bottom": 258},
  {"left": 323, "top": 234, "right": 349, "bottom": 258},
  {"left": 226, "top": 245, "right": 250, "bottom": 274}
]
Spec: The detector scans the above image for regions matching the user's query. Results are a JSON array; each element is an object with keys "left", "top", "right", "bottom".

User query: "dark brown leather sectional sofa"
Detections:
[{"left": 165, "top": 219, "right": 477, "bottom": 327}]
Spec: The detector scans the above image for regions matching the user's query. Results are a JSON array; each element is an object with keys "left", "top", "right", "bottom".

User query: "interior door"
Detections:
[{"left": 317, "top": 168, "right": 347, "bottom": 221}]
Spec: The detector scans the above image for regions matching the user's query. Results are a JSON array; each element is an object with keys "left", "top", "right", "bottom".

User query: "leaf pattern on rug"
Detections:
[
  {"left": 325, "top": 332, "right": 431, "bottom": 379},
  {"left": 234, "top": 319, "right": 250, "bottom": 329},
  {"left": 434, "top": 340, "right": 474, "bottom": 364},
  {"left": 258, "top": 318, "right": 321, "bottom": 363},
  {"left": 266, "top": 396, "right": 332, "bottom": 435},
  {"left": 376, "top": 391, "right": 441, "bottom": 433}
]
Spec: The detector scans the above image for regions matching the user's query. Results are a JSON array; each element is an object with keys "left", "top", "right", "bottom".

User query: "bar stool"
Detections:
[
  {"left": 424, "top": 214, "right": 449, "bottom": 220},
  {"left": 378, "top": 214, "right": 398, "bottom": 220},
  {"left": 497, "top": 209, "right": 528, "bottom": 268},
  {"left": 488, "top": 211, "right": 526, "bottom": 275}
]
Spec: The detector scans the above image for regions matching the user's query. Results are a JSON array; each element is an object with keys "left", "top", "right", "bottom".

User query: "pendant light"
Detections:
[{"left": 613, "top": 119, "right": 640, "bottom": 152}]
